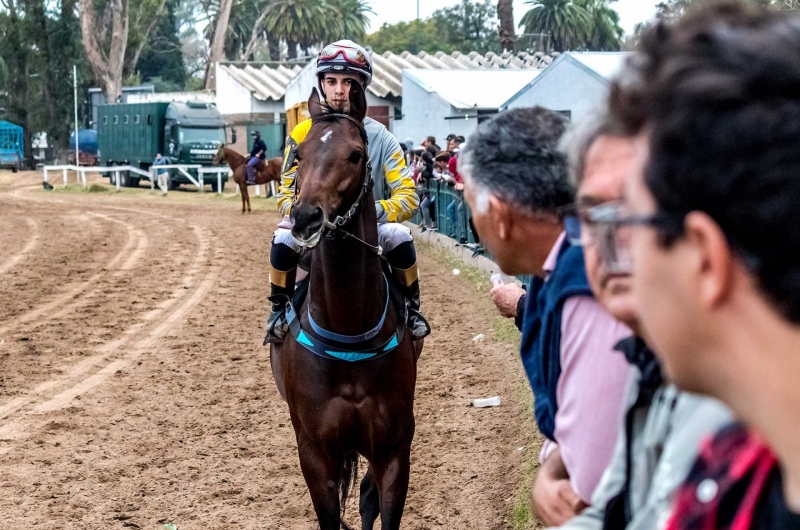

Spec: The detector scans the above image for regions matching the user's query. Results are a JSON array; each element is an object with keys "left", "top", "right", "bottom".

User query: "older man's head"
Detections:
[{"left": 461, "top": 107, "right": 572, "bottom": 276}]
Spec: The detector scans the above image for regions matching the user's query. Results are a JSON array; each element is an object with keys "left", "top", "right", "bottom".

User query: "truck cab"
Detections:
[{"left": 163, "top": 101, "right": 226, "bottom": 167}]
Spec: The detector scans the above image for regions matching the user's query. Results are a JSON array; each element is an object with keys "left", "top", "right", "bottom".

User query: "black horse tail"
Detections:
[{"left": 339, "top": 452, "right": 359, "bottom": 519}]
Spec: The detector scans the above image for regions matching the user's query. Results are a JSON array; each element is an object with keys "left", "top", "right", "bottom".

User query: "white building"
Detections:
[
  {"left": 214, "top": 62, "right": 303, "bottom": 118},
  {"left": 394, "top": 69, "right": 543, "bottom": 146},
  {"left": 505, "top": 52, "right": 631, "bottom": 122},
  {"left": 284, "top": 50, "right": 554, "bottom": 133}
]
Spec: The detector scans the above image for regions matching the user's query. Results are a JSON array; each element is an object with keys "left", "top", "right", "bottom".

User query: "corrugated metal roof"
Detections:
[
  {"left": 217, "top": 63, "right": 304, "bottom": 101},
  {"left": 370, "top": 50, "right": 557, "bottom": 98}
]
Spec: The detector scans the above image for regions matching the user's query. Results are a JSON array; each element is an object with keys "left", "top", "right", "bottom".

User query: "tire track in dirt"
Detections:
[
  {"left": 0, "top": 223, "right": 211, "bottom": 424},
  {"left": 0, "top": 231, "right": 218, "bottom": 452},
  {"left": 0, "top": 218, "right": 39, "bottom": 276},
  {"left": 0, "top": 213, "right": 145, "bottom": 338}
]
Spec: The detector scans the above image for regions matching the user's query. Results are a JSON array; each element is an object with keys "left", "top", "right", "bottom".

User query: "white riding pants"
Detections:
[{"left": 273, "top": 215, "right": 413, "bottom": 254}]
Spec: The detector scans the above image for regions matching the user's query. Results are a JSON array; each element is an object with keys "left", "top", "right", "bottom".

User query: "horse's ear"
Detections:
[
  {"left": 308, "top": 88, "right": 324, "bottom": 119},
  {"left": 348, "top": 82, "right": 367, "bottom": 123}
]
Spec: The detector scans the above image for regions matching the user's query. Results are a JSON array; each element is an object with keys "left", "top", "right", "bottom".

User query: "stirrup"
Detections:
[
  {"left": 263, "top": 295, "right": 290, "bottom": 345},
  {"left": 407, "top": 308, "right": 431, "bottom": 340}
]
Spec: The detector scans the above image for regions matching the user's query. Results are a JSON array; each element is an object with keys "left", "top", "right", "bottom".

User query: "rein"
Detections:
[{"left": 294, "top": 113, "right": 383, "bottom": 257}]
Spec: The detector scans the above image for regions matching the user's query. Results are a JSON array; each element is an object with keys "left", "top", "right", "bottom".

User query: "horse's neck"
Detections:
[
  {"left": 308, "top": 207, "right": 386, "bottom": 336},
  {"left": 226, "top": 149, "right": 244, "bottom": 167}
]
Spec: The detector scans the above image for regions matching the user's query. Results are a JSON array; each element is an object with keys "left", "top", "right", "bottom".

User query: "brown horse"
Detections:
[
  {"left": 270, "top": 85, "right": 421, "bottom": 530},
  {"left": 212, "top": 146, "right": 281, "bottom": 213}
]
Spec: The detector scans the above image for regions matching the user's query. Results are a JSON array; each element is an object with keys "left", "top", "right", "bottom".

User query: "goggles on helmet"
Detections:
[{"left": 319, "top": 45, "right": 369, "bottom": 67}]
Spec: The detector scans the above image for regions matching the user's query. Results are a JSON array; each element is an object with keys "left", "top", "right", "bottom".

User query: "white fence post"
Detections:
[
  {"left": 199, "top": 170, "right": 205, "bottom": 192},
  {"left": 43, "top": 168, "right": 48, "bottom": 184},
  {"left": 270, "top": 181, "right": 277, "bottom": 197},
  {"left": 62, "top": 168, "right": 67, "bottom": 186},
  {"left": 255, "top": 185, "right": 260, "bottom": 197},
  {"left": 217, "top": 173, "right": 222, "bottom": 194},
  {"left": 115, "top": 170, "right": 121, "bottom": 191}
]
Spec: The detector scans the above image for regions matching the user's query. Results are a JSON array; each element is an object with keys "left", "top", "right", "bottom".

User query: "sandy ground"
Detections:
[{"left": 0, "top": 170, "right": 541, "bottom": 529}]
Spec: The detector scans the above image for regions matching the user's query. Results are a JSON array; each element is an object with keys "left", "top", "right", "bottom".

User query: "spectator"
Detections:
[
  {"left": 453, "top": 135, "right": 465, "bottom": 152},
  {"left": 547, "top": 116, "right": 731, "bottom": 530},
  {"left": 461, "top": 107, "right": 632, "bottom": 524},
  {"left": 152, "top": 153, "right": 168, "bottom": 197},
  {"left": 445, "top": 133, "right": 457, "bottom": 151},
  {"left": 417, "top": 151, "right": 437, "bottom": 230},
  {"left": 607, "top": 4, "right": 800, "bottom": 529},
  {"left": 422, "top": 135, "right": 439, "bottom": 152},
  {"left": 445, "top": 145, "right": 465, "bottom": 240}
]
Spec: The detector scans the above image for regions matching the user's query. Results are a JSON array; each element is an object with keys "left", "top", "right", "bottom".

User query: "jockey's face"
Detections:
[{"left": 322, "top": 73, "right": 363, "bottom": 113}]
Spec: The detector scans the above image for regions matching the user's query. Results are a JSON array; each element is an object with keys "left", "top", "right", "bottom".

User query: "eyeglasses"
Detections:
[
  {"left": 320, "top": 45, "right": 369, "bottom": 67},
  {"left": 566, "top": 201, "right": 686, "bottom": 274}
]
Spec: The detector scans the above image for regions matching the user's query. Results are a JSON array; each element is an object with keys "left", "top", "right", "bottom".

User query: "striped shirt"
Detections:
[{"left": 277, "top": 117, "right": 419, "bottom": 223}]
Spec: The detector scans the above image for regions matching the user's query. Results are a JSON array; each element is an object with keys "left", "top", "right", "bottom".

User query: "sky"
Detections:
[{"left": 366, "top": 0, "right": 662, "bottom": 36}]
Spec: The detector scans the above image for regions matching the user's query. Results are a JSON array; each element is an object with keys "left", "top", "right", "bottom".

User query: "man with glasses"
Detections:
[
  {"left": 547, "top": 116, "right": 731, "bottom": 530},
  {"left": 606, "top": 4, "right": 800, "bottom": 528},
  {"left": 461, "top": 107, "right": 632, "bottom": 526}
]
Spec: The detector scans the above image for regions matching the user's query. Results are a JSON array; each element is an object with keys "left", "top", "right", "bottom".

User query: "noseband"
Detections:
[{"left": 293, "top": 113, "right": 382, "bottom": 256}]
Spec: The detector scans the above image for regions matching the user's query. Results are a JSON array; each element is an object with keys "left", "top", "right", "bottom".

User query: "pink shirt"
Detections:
[{"left": 539, "top": 233, "right": 633, "bottom": 504}]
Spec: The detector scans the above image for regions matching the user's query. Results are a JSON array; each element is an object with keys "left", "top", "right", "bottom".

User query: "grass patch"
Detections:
[{"left": 88, "top": 183, "right": 109, "bottom": 193}]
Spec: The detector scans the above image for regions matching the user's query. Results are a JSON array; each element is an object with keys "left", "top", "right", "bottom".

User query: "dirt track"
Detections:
[{"left": 0, "top": 171, "right": 540, "bottom": 529}]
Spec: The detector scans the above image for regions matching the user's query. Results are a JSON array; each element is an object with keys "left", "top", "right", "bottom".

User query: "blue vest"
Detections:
[{"left": 519, "top": 238, "right": 593, "bottom": 441}]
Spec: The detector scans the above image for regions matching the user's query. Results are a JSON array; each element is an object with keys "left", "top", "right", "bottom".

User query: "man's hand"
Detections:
[
  {"left": 531, "top": 476, "right": 586, "bottom": 527},
  {"left": 455, "top": 182, "right": 465, "bottom": 191},
  {"left": 531, "top": 447, "right": 588, "bottom": 527},
  {"left": 490, "top": 283, "right": 525, "bottom": 319}
]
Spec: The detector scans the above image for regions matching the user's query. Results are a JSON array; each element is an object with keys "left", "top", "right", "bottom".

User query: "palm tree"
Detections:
[
  {"left": 327, "top": 0, "right": 374, "bottom": 43},
  {"left": 497, "top": 0, "right": 516, "bottom": 51},
  {"left": 578, "top": 0, "right": 623, "bottom": 50},
  {"left": 519, "top": 0, "right": 591, "bottom": 52},
  {"left": 264, "top": 0, "right": 334, "bottom": 59}
]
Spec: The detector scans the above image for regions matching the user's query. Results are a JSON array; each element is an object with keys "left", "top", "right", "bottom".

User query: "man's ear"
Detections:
[
  {"left": 489, "top": 195, "right": 513, "bottom": 241},
  {"left": 684, "top": 211, "right": 735, "bottom": 310}
]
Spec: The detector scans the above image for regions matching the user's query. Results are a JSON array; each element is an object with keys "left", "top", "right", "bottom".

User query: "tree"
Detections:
[
  {"left": 579, "top": 0, "right": 622, "bottom": 50},
  {"left": 366, "top": 0, "right": 502, "bottom": 55},
  {"left": 205, "top": 0, "right": 233, "bottom": 87},
  {"left": 328, "top": 0, "right": 374, "bottom": 42},
  {"left": 519, "top": 0, "right": 592, "bottom": 52},
  {"left": 136, "top": 0, "right": 187, "bottom": 88},
  {"left": 497, "top": 0, "right": 516, "bottom": 51},
  {"left": 263, "top": 0, "right": 334, "bottom": 59},
  {"left": 78, "top": 0, "right": 168, "bottom": 101},
  {"left": 366, "top": 19, "right": 455, "bottom": 54},
  {"left": 431, "top": 0, "right": 500, "bottom": 53}
]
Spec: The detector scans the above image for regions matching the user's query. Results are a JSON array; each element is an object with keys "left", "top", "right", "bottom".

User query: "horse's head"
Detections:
[
  {"left": 212, "top": 144, "right": 227, "bottom": 166},
  {"left": 290, "top": 84, "right": 369, "bottom": 248}
]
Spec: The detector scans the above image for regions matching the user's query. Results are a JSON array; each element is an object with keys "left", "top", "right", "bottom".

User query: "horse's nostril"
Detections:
[{"left": 292, "top": 204, "right": 325, "bottom": 240}]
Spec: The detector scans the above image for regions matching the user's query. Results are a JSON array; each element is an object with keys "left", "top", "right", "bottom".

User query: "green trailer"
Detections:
[{"left": 97, "top": 101, "right": 228, "bottom": 191}]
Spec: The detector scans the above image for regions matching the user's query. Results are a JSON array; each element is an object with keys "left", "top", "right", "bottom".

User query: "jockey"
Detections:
[
  {"left": 247, "top": 131, "right": 267, "bottom": 184},
  {"left": 265, "top": 39, "right": 429, "bottom": 344}
]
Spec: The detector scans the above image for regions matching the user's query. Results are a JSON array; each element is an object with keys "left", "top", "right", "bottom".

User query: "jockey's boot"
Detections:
[
  {"left": 389, "top": 241, "right": 431, "bottom": 340},
  {"left": 264, "top": 242, "right": 299, "bottom": 344},
  {"left": 264, "top": 282, "right": 293, "bottom": 344},
  {"left": 404, "top": 278, "right": 431, "bottom": 340}
]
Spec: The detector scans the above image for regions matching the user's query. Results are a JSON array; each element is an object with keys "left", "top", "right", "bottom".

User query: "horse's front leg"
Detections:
[
  {"left": 372, "top": 445, "right": 412, "bottom": 530},
  {"left": 296, "top": 434, "right": 342, "bottom": 530},
  {"left": 239, "top": 182, "right": 247, "bottom": 214}
]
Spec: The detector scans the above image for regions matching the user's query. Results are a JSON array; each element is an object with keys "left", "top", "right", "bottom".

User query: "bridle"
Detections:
[
  {"left": 293, "top": 113, "right": 383, "bottom": 256},
  {"left": 216, "top": 147, "right": 246, "bottom": 170}
]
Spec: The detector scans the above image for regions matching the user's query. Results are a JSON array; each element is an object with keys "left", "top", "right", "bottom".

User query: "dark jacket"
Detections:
[
  {"left": 519, "top": 238, "right": 593, "bottom": 441},
  {"left": 250, "top": 138, "right": 267, "bottom": 159}
]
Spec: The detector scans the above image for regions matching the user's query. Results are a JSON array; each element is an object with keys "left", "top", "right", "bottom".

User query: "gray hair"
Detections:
[{"left": 560, "top": 113, "right": 619, "bottom": 188}]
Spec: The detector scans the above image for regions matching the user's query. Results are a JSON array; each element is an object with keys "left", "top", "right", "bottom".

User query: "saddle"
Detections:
[{"left": 279, "top": 262, "right": 409, "bottom": 362}]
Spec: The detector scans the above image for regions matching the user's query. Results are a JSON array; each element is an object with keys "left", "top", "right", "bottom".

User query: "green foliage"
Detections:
[
  {"left": 328, "top": 0, "right": 375, "bottom": 42},
  {"left": 366, "top": 0, "right": 502, "bottom": 55},
  {"left": 263, "top": 0, "right": 334, "bottom": 49},
  {"left": 519, "top": 0, "right": 592, "bottom": 51},
  {"left": 185, "top": 76, "right": 205, "bottom": 91},
  {"left": 519, "top": 0, "right": 623, "bottom": 51},
  {"left": 366, "top": 19, "right": 457, "bottom": 54},
  {"left": 136, "top": 0, "right": 187, "bottom": 88}
]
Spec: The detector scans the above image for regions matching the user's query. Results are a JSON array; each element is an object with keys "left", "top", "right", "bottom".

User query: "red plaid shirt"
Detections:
[{"left": 666, "top": 423, "right": 777, "bottom": 530}]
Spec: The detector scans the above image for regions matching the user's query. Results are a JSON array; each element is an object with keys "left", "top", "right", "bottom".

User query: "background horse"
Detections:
[
  {"left": 212, "top": 146, "right": 281, "bottom": 213},
  {"left": 270, "top": 85, "right": 420, "bottom": 530}
]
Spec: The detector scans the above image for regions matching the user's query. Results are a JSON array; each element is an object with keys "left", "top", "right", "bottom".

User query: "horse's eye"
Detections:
[{"left": 348, "top": 152, "right": 362, "bottom": 164}]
